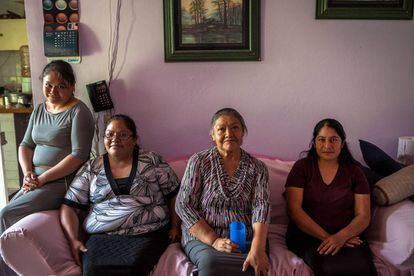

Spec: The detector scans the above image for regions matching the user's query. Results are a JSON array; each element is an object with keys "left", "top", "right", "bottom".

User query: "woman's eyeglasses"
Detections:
[{"left": 104, "top": 131, "right": 133, "bottom": 140}]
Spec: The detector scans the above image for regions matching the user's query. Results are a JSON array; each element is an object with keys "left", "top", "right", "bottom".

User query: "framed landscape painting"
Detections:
[
  {"left": 163, "top": 0, "right": 260, "bottom": 62},
  {"left": 316, "top": 0, "right": 413, "bottom": 19}
]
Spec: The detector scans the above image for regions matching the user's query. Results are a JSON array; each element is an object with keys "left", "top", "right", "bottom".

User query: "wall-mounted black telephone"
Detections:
[{"left": 86, "top": 80, "right": 114, "bottom": 112}]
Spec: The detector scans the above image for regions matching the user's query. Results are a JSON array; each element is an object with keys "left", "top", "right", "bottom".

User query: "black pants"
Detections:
[
  {"left": 82, "top": 228, "right": 169, "bottom": 276},
  {"left": 286, "top": 225, "right": 377, "bottom": 276}
]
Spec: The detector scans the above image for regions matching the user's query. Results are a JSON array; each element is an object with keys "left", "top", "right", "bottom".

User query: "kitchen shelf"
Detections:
[{"left": 0, "top": 108, "right": 33, "bottom": 114}]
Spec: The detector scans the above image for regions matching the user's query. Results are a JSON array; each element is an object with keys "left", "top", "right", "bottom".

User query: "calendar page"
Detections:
[{"left": 43, "top": 0, "right": 80, "bottom": 62}]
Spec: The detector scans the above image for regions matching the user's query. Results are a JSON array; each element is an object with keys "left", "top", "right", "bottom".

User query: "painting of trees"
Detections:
[
  {"left": 163, "top": 0, "right": 260, "bottom": 61},
  {"left": 181, "top": 0, "right": 243, "bottom": 44},
  {"left": 212, "top": 0, "right": 242, "bottom": 27},
  {"left": 189, "top": 0, "right": 207, "bottom": 24}
]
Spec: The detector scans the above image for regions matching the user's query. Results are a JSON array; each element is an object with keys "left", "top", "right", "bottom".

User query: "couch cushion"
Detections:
[
  {"left": 367, "top": 199, "right": 414, "bottom": 270},
  {"left": 259, "top": 157, "right": 294, "bottom": 224},
  {"left": 150, "top": 243, "right": 196, "bottom": 276},
  {"left": 359, "top": 140, "right": 404, "bottom": 177},
  {"left": 357, "top": 163, "right": 384, "bottom": 190},
  {"left": 267, "top": 224, "right": 313, "bottom": 275},
  {"left": 373, "top": 165, "right": 414, "bottom": 206},
  {"left": 0, "top": 210, "right": 81, "bottom": 276},
  {"left": 168, "top": 157, "right": 188, "bottom": 181}
]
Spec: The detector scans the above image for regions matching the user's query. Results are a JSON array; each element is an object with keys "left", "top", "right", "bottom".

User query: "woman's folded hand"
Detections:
[
  {"left": 345, "top": 236, "right": 362, "bottom": 247},
  {"left": 22, "top": 171, "right": 39, "bottom": 192},
  {"left": 317, "top": 233, "right": 347, "bottom": 255},
  {"left": 212, "top": 237, "right": 239, "bottom": 253}
]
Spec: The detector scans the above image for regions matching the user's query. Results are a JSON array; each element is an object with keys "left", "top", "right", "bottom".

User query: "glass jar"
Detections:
[
  {"left": 0, "top": 96, "right": 5, "bottom": 109},
  {"left": 19, "top": 45, "right": 31, "bottom": 77}
]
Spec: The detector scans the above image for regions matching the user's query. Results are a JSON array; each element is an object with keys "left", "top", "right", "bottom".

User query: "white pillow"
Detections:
[{"left": 367, "top": 199, "right": 414, "bottom": 270}]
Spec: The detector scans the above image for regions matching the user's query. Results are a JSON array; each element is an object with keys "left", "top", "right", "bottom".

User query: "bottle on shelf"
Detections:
[
  {"left": 20, "top": 45, "right": 32, "bottom": 98},
  {"left": 19, "top": 45, "right": 30, "bottom": 77}
]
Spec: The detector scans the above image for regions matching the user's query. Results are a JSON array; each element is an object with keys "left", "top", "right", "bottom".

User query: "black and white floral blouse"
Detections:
[{"left": 63, "top": 149, "right": 180, "bottom": 235}]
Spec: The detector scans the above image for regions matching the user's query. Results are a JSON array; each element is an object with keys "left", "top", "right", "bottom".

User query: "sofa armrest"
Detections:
[
  {"left": 367, "top": 199, "right": 414, "bottom": 270},
  {"left": 0, "top": 210, "right": 81, "bottom": 276}
]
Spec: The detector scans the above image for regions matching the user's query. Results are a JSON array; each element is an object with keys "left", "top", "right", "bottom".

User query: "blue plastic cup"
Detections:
[{"left": 229, "top": 221, "right": 246, "bottom": 253}]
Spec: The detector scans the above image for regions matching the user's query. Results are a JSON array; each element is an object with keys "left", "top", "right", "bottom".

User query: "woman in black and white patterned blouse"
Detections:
[
  {"left": 60, "top": 114, "right": 180, "bottom": 276},
  {"left": 176, "top": 108, "right": 270, "bottom": 276}
]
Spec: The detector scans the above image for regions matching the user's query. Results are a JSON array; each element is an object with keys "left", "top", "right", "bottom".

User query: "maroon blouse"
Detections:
[{"left": 285, "top": 157, "right": 370, "bottom": 234}]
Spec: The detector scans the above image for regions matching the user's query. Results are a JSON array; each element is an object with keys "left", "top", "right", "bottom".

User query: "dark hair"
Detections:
[
  {"left": 210, "top": 107, "right": 248, "bottom": 135},
  {"left": 106, "top": 114, "right": 138, "bottom": 139},
  {"left": 305, "top": 118, "right": 356, "bottom": 164},
  {"left": 40, "top": 60, "right": 76, "bottom": 86}
]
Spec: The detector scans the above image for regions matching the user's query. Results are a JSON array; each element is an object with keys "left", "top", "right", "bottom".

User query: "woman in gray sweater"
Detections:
[{"left": 0, "top": 60, "right": 94, "bottom": 233}]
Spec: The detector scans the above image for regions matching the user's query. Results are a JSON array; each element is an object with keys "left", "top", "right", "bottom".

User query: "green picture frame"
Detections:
[
  {"left": 316, "top": 0, "right": 413, "bottom": 19},
  {"left": 163, "top": 0, "right": 260, "bottom": 62}
]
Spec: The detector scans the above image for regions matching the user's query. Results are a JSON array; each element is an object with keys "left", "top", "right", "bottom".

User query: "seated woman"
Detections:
[
  {"left": 0, "top": 60, "right": 94, "bottom": 234},
  {"left": 176, "top": 108, "right": 270, "bottom": 276},
  {"left": 60, "top": 114, "right": 180, "bottom": 276},
  {"left": 285, "top": 118, "right": 377, "bottom": 276}
]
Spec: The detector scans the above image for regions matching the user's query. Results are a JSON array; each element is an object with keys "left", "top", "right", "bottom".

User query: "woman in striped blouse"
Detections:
[{"left": 176, "top": 108, "right": 270, "bottom": 276}]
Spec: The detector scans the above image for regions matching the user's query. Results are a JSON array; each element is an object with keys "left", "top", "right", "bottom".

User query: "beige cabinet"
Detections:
[
  {"left": 0, "top": 19, "right": 28, "bottom": 51},
  {"left": 0, "top": 113, "right": 20, "bottom": 191}
]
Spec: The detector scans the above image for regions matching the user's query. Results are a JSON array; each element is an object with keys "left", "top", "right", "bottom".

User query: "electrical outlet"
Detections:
[{"left": 104, "top": 114, "right": 111, "bottom": 125}]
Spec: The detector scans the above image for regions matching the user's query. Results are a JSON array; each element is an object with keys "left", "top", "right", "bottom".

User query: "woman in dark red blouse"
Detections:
[{"left": 285, "top": 118, "right": 377, "bottom": 276}]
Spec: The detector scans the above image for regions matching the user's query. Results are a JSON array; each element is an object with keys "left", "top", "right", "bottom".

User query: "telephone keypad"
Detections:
[{"left": 86, "top": 81, "right": 114, "bottom": 112}]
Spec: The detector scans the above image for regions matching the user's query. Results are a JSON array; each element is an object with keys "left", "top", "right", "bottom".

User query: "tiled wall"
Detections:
[{"left": 0, "top": 50, "right": 22, "bottom": 91}]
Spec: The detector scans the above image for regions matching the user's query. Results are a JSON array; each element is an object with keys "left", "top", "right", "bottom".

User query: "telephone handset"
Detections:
[{"left": 86, "top": 80, "right": 114, "bottom": 112}]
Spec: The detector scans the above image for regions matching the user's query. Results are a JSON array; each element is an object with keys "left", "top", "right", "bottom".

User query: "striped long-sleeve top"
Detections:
[{"left": 175, "top": 147, "right": 270, "bottom": 247}]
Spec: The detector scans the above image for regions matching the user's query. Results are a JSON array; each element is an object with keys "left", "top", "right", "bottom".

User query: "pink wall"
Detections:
[{"left": 25, "top": 0, "right": 414, "bottom": 162}]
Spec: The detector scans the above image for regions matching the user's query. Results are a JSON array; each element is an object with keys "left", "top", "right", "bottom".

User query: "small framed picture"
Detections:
[{"left": 316, "top": 0, "right": 413, "bottom": 19}]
